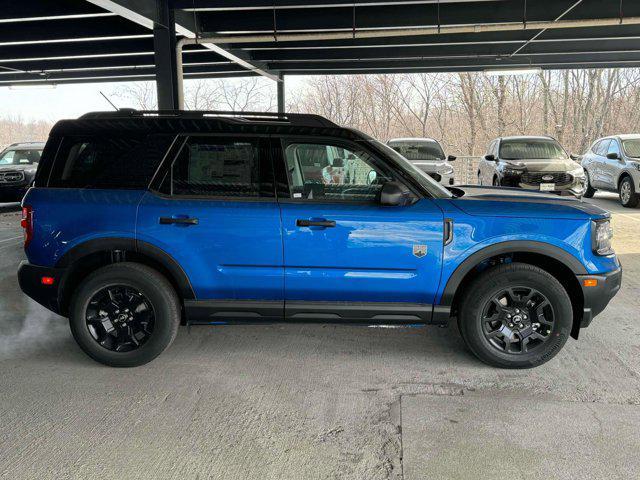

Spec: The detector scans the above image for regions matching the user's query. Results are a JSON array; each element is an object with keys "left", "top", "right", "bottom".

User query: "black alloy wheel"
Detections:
[
  {"left": 481, "top": 286, "right": 554, "bottom": 355},
  {"left": 85, "top": 285, "right": 155, "bottom": 352},
  {"left": 458, "top": 262, "right": 572, "bottom": 368},
  {"left": 69, "top": 263, "right": 180, "bottom": 367}
]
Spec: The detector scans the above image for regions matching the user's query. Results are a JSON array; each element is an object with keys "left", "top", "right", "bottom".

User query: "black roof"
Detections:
[
  {"left": 3, "top": 1, "right": 640, "bottom": 86},
  {"left": 49, "top": 109, "right": 363, "bottom": 140}
]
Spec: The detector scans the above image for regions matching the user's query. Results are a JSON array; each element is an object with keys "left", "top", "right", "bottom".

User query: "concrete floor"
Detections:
[{"left": 0, "top": 193, "right": 638, "bottom": 480}]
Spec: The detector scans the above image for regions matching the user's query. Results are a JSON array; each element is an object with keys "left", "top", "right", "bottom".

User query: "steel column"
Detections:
[
  {"left": 277, "top": 72, "right": 285, "bottom": 113},
  {"left": 154, "top": 0, "right": 179, "bottom": 110}
]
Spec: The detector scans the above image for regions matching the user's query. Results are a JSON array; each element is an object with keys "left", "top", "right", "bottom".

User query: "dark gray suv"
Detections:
[
  {"left": 0, "top": 142, "right": 44, "bottom": 202},
  {"left": 581, "top": 134, "right": 640, "bottom": 207}
]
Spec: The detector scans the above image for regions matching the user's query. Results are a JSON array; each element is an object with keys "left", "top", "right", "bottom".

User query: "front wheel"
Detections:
[
  {"left": 619, "top": 176, "right": 639, "bottom": 208},
  {"left": 69, "top": 263, "right": 180, "bottom": 367},
  {"left": 492, "top": 176, "right": 500, "bottom": 186},
  {"left": 458, "top": 263, "right": 572, "bottom": 368},
  {"left": 583, "top": 170, "right": 596, "bottom": 198}
]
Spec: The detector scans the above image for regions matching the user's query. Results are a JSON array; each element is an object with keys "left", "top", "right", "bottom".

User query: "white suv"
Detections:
[
  {"left": 387, "top": 138, "right": 456, "bottom": 186},
  {"left": 581, "top": 134, "right": 640, "bottom": 208}
]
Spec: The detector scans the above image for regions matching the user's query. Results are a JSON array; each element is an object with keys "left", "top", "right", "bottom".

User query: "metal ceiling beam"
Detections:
[
  {"left": 86, "top": 0, "right": 278, "bottom": 80},
  {"left": 176, "top": 0, "right": 495, "bottom": 11},
  {"left": 195, "top": 0, "right": 640, "bottom": 34}
]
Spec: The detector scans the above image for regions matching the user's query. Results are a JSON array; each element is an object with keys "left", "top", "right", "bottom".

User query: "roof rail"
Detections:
[{"left": 79, "top": 109, "right": 339, "bottom": 128}]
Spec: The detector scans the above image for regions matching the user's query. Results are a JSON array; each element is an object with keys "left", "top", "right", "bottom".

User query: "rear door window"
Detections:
[
  {"left": 49, "top": 134, "right": 174, "bottom": 189},
  {"left": 162, "top": 136, "right": 273, "bottom": 198}
]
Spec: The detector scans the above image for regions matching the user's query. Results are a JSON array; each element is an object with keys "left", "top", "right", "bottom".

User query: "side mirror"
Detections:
[
  {"left": 379, "top": 181, "right": 415, "bottom": 207},
  {"left": 447, "top": 155, "right": 457, "bottom": 162},
  {"left": 606, "top": 152, "right": 620, "bottom": 160},
  {"left": 367, "top": 170, "right": 378, "bottom": 185},
  {"left": 570, "top": 153, "right": 579, "bottom": 161},
  {"left": 484, "top": 154, "right": 496, "bottom": 162}
]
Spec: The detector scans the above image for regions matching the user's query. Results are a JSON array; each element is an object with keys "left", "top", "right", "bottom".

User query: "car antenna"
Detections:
[{"left": 99, "top": 91, "right": 118, "bottom": 111}]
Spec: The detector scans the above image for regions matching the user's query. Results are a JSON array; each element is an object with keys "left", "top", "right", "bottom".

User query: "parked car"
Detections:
[
  {"left": 0, "top": 142, "right": 44, "bottom": 202},
  {"left": 581, "top": 134, "right": 640, "bottom": 207},
  {"left": 18, "top": 110, "right": 620, "bottom": 369},
  {"left": 478, "top": 136, "right": 585, "bottom": 197},
  {"left": 387, "top": 137, "right": 456, "bottom": 186}
]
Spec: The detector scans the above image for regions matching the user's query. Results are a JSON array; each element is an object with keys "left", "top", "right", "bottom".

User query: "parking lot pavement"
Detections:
[{"left": 1, "top": 194, "right": 639, "bottom": 480}]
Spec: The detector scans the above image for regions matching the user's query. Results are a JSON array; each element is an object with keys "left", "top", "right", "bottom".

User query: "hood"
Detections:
[
  {"left": 0, "top": 164, "right": 38, "bottom": 173},
  {"left": 448, "top": 185, "right": 608, "bottom": 219},
  {"left": 502, "top": 158, "right": 580, "bottom": 172}
]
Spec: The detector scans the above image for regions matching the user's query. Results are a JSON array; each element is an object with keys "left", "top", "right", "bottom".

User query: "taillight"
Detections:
[{"left": 21, "top": 206, "right": 33, "bottom": 248}]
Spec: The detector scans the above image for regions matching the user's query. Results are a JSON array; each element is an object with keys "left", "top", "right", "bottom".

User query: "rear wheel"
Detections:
[
  {"left": 619, "top": 176, "right": 639, "bottom": 208},
  {"left": 458, "top": 263, "right": 572, "bottom": 368},
  {"left": 492, "top": 176, "right": 500, "bottom": 186},
  {"left": 69, "top": 263, "right": 180, "bottom": 367},
  {"left": 477, "top": 172, "right": 483, "bottom": 186},
  {"left": 583, "top": 170, "right": 596, "bottom": 198}
]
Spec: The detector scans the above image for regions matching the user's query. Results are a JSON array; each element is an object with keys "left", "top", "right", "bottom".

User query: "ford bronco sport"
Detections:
[{"left": 18, "top": 110, "right": 621, "bottom": 368}]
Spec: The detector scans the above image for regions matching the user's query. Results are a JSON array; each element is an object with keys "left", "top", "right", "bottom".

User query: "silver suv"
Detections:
[{"left": 581, "top": 135, "right": 640, "bottom": 207}]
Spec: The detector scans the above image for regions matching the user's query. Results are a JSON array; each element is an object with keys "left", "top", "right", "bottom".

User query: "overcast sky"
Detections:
[{"left": 0, "top": 76, "right": 308, "bottom": 122}]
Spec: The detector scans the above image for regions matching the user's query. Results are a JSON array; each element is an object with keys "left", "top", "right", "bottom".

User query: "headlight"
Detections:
[
  {"left": 503, "top": 168, "right": 523, "bottom": 176},
  {"left": 569, "top": 167, "right": 585, "bottom": 177},
  {"left": 439, "top": 165, "right": 454, "bottom": 175},
  {"left": 592, "top": 219, "right": 614, "bottom": 255}
]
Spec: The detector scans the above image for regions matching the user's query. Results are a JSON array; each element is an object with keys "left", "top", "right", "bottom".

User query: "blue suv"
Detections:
[{"left": 18, "top": 110, "right": 621, "bottom": 368}]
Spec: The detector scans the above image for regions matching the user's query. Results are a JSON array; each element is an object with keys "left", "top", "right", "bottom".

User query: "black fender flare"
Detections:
[
  {"left": 439, "top": 240, "right": 587, "bottom": 306},
  {"left": 56, "top": 237, "right": 195, "bottom": 300}
]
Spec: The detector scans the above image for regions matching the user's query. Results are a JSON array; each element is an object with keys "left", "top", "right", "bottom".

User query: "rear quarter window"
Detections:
[{"left": 48, "top": 134, "right": 174, "bottom": 189}]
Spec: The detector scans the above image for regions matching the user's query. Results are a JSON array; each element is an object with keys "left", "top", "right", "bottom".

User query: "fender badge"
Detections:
[{"left": 413, "top": 245, "right": 427, "bottom": 258}]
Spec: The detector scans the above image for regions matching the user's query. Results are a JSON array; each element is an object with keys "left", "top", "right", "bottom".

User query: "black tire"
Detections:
[
  {"left": 458, "top": 262, "right": 572, "bottom": 369},
  {"left": 477, "top": 172, "right": 483, "bottom": 186},
  {"left": 492, "top": 176, "right": 500, "bottom": 186},
  {"left": 69, "top": 263, "right": 180, "bottom": 367},
  {"left": 583, "top": 170, "right": 596, "bottom": 198},
  {"left": 619, "top": 175, "right": 639, "bottom": 208}
]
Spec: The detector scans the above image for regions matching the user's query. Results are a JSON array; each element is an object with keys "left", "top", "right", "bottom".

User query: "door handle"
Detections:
[
  {"left": 296, "top": 219, "right": 336, "bottom": 228},
  {"left": 159, "top": 216, "right": 199, "bottom": 225}
]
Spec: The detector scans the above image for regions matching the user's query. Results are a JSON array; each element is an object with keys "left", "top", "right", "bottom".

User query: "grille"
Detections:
[
  {"left": 0, "top": 171, "right": 25, "bottom": 184},
  {"left": 521, "top": 172, "right": 572, "bottom": 186}
]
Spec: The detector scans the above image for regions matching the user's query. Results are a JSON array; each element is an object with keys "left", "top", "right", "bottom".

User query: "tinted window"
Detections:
[
  {"left": 0, "top": 149, "right": 41, "bottom": 165},
  {"left": 389, "top": 141, "right": 445, "bottom": 161},
  {"left": 499, "top": 139, "right": 566, "bottom": 160},
  {"left": 168, "top": 136, "right": 270, "bottom": 197},
  {"left": 49, "top": 134, "right": 173, "bottom": 189},
  {"left": 284, "top": 142, "right": 393, "bottom": 202}
]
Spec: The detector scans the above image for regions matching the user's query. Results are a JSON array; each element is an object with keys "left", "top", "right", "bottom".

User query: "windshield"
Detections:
[
  {"left": 0, "top": 148, "right": 42, "bottom": 166},
  {"left": 369, "top": 140, "right": 453, "bottom": 198},
  {"left": 622, "top": 139, "right": 640, "bottom": 158},
  {"left": 389, "top": 141, "right": 445, "bottom": 161},
  {"left": 499, "top": 139, "right": 567, "bottom": 160}
]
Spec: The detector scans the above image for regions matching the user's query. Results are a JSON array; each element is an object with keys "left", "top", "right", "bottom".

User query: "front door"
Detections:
[
  {"left": 273, "top": 137, "right": 444, "bottom": 321},
  {"left": 603, "top": 138, "right": 622, "bottom": 189},
  {"left": 137, "top": 135, "right": 284, "bottom": 320}
]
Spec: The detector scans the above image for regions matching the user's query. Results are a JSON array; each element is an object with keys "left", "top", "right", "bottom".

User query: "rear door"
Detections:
[
  {"left": 137, "top": 134, "right": 284, "bottom": 320},
  {"left": 273, "top": 137, "right": 444, "bottom": 322}
]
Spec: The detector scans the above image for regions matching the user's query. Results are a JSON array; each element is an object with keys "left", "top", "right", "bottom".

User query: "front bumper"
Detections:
[
  {"left": 577, "top": 266, "right": 622, "bottom": 328},
  {"left": 18, "top": 261, "right": 65, "bottom": 315}
]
